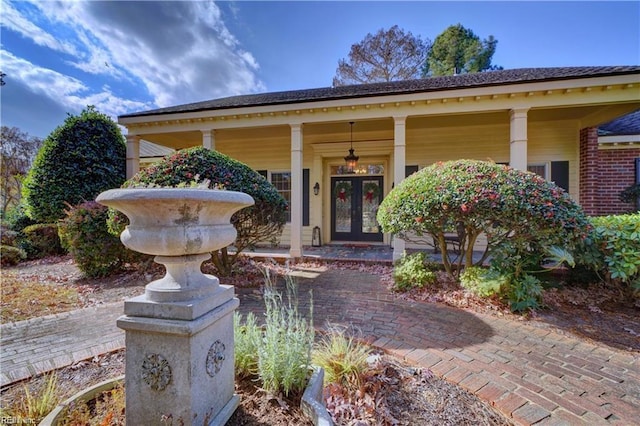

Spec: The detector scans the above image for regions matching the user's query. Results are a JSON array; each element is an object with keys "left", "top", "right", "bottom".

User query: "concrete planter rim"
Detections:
[
  {"left": 39, "top": 375, "right": 125, "bottom": 426},
  {"left": 39, "top": 368, "right": 332, "bottom": 426}
]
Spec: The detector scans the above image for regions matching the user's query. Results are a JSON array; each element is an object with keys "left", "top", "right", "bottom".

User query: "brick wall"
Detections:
[
  {"left": 579, "top": 128, "right": 599, "bottom": 215},
  {"left": 597, "top": 148, "right": 640, "bottom": 215},
  {"left": 580, "top": 127, "right": 639, "bottom": 216}
]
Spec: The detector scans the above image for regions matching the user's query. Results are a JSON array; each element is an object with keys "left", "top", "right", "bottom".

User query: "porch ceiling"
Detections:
[{"left": 138, "top": 103, "right": 640, "bottom": 151}]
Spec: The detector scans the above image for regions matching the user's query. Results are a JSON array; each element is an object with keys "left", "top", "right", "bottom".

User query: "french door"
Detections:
[{"left": 331, "top": 176, "right": 383, "bottom": 242}]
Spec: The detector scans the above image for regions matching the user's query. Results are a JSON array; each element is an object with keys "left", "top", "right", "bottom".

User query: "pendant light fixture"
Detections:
[{"left": 344, "top": 121, "right": 359, "bottom": 173}]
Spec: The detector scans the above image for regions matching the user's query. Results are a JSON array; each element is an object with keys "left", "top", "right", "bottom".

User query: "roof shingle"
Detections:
[
  {"left": 120, "top": 66, "right": 640, "bottom": 118},
  {"left": 599, "top": 110, "right": 640, "bottom": 136}
]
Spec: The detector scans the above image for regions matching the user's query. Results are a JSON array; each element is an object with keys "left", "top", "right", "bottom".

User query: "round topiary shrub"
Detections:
[
  {"left": 109, "top": 146, "right": 287, "bottom": 275},
  {"left": 22, "top": 106, "right": 126, "bottom": 223},
  {"left": 1, "top": 245, "right": 26, "bottom": 266},
  {"left": 20, "top": 223, "right": 64, "bottom": 259},
  {"left": 59, "top": 201, "right": 144, "bottom": 278},
  {"left": 378, "top": 160, "right": 589, "bottom": 278}
]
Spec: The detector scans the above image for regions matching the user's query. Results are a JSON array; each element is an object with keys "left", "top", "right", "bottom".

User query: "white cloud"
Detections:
[
  {"left": 28, "top": 0, "right": 264, "bottom": 108},
  {"left": 1, "top": 49, "right": 151, "bottom": 124},
  {"left": 0, "top": 0, "right": 77, "bottom": 55}
]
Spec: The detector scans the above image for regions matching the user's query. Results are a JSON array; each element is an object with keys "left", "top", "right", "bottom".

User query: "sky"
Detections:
[{"left": 1, "top": 1, "right": 639, "bottom": 139}]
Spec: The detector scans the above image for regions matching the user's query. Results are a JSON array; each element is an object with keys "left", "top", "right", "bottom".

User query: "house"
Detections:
[{"left": 119, "top": 66, "right": 640, "bottom": 259}]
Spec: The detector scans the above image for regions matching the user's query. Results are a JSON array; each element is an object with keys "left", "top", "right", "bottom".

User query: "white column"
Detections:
[
  {"left": 392, "top": 116, "right": 407, "bottom": 261},
  {"left": 201, "top": 129, "right": 215, "bottom": 150},
  {"left": 509, "top": 108, "right": 529, "bottom": 171},
  {"left": 290, "top": 123, "right": 303, "bottom": 258},
  {"left": 126, "top": 134, "right": 140, "bottom": 179}
]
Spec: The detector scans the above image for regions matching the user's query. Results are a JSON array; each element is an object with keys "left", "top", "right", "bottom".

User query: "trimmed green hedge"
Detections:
[
  {"left": 576, "top": 213, "right": 640, "bottom": 295},
  {"left": 20, "top": 223, "right": 64, "bottom": 259},
  {"left": 1, "top": 245, "right": 25, "bottom": 266},
  {"left": 22, "top": 107, "right": 126, "bottom": 223},
  {"left": 59, "top": 201, "right": 145, "bottom": 278}
]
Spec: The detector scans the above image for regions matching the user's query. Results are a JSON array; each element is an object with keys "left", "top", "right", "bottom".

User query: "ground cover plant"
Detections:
[{"left": 392, "top": 251, "right": 437, "bottom": 291}]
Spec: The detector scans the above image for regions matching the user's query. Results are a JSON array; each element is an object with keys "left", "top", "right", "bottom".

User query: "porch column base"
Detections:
[{"left": 392, "top": 237, "right": 405, "bottom": 261}]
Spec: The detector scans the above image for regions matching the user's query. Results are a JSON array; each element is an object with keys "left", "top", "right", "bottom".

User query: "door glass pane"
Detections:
[
  {"left": 361, "top": 179, "right": 380, "bottom": 234},
  {"left": 334, "top": 180, "right": 352, "bottom": 233},
  {"left": 331, "top": 164, "right": 385, "bottom": 175}
]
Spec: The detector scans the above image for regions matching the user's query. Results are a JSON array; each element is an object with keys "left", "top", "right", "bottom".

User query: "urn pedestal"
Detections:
[{"left": 97, "top": 188, "right": 254, "bottom": 426}]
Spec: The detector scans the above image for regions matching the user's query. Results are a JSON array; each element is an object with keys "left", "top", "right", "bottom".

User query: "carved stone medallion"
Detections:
[
  {"left": 141, "top": 353, "right": 172, "bottom": 391},
  {"left": 206, "top": 340, "right": 226, "bottom": 377}
]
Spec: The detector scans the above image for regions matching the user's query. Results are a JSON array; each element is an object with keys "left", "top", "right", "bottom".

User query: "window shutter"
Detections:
[
  {"left": 551, "top": 161, "right": 570, "bottom": 191},
  {"left": 257, "top": 170, "right": 268, "bottom": 179},
  {"left": 303, "top": 169, "right": 310, "bottom": 226},
  {"left": 405, "top": 165, "right": 419, "bottom": 178}
]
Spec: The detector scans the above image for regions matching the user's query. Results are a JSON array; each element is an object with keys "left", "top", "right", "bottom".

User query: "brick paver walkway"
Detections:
[{"left": 2, "top": 268, "right": 639, "bottom": 425}]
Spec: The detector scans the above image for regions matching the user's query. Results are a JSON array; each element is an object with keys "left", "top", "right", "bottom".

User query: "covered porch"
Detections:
[{"left": 118, "top": 67, "right": 640, "bottom": 260}]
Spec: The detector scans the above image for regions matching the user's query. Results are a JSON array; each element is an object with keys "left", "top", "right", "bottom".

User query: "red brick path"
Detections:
[{"left": 238, "top": 269, "right": 640, "bottom": 425}]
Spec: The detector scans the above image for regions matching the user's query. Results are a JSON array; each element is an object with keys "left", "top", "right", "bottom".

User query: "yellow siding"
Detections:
[
  {"left": 407, "top": 121, "right": 511, "bottom": 165},
  {"left": 214, "top": 126, "right": 318, "bottom": 247},
  {"left": 528, "top": 120, "right": 580, "bottom": 198},
  {"left": 205, "top": 117, "right": 582, "bottom": 248}
]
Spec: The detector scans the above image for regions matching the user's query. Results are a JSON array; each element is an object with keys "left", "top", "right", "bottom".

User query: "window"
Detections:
[
  {"left": 270, "top": 172, "right": 291, "bottom": 222},
  {"left": 527, "top": 164, "right": 548, "bottom": 180}
]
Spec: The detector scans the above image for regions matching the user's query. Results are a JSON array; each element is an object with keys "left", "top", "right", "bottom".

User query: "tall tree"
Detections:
[
  {"left": 333, "top": 25, "right": 430, "bottom": 86},
  {"left": 0, "top": 126, "right": 42, "bottom": 216},
  {"left": 423, "top": 24, "right": 500, "bottom": 77}
]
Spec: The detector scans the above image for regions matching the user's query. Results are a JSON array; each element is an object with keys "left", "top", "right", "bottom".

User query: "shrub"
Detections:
[
  {"left": 312, "top": 327, "right": 371, "bottom": 392},
  {"left": 22, "top": 106, "right": 126, "bottom": 223},
  {"left": 459, "top": 266, "right": 506, "bottom": 298},
  {"left": 392, "top": 251, "right": 436, "bottom": 291},
  {"left": 58, "top": 201, "right": 144, "bottom": 278},
  {"left": 1, "top": 228, "right": 17, "bottom": 246},
  {"left": 20, "top": 223, "right": 64, "bottom": 259},
  {"left": 110, "top": 146, "right": 287, "bottom": 275},
  {"left": 256, "top": 269, "right": 314, "bottom": 396},
  {"left": 3, "top": 202, "right": 36, "bottom": 232},
  {"left": 234, "top": 312, "right": 261, "bottom": 378},
  {"left": 234, "top": 267, "right": 314, "bottom": 396},
  {"left": 508, "top": 274, "right": 544, "bottom": 312},
  {"left": 576, "top": 213, "right": 640, "bottom": 295},
  {"left": 378, "top": 160, "right": 589, "bottom": 278},
  {"left": 0, "top": 245, "right": 25, "bottom": 266}
]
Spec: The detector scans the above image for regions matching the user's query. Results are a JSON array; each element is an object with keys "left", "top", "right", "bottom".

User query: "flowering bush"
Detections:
[
  {"left": 377, "top": 160, "right": 589, "bottom": 279},
  {"left": 109, "top": 147, "right": 287, "bottom": 275}
]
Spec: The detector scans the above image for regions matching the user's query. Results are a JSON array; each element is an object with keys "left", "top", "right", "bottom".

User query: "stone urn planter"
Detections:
[
  {"left": 96, "top": 187, "right": 254, "bottom": 426},
  {"left": 98, "top": 188, "right": 253, "bottom": 304}
]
